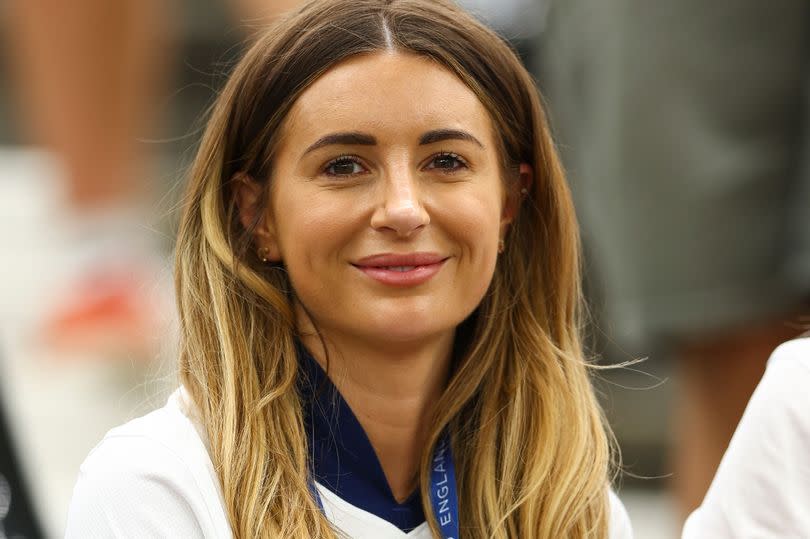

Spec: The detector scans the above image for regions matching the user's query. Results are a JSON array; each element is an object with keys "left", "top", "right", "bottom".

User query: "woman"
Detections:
[{"left": 66, "top": 0, "right": 633, "bottom": 537}]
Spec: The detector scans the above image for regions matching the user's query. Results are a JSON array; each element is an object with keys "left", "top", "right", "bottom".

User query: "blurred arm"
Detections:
[{"left": 682, "top": 338, "right": 810, "bottom": 538}]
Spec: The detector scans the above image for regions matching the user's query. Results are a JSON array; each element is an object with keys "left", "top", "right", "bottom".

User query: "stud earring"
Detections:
[
  {"left": 520, "top": 187, "right": 529, "bottom": 196},
  {"left": 258, "top": 246, "right": 270, "bottom": 262},
  {"left": 498, "top": 239, "right": 505, "bottom": 253}
]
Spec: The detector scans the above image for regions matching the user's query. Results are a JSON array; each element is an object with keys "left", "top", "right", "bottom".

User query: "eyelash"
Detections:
[
  {"left": 426, "top": 151, "right": 469, "bottom": 172},
  {"left": 321, "top": 152, "right": 469, "bottom": 177},
  {"left": 323, "top": 155, "right": 367, "bottom": 177}
]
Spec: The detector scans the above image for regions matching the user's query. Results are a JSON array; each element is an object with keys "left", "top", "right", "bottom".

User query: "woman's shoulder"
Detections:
[
  {"left": 65, "top": 388, "right": 231, "bottom": 538},
  {"left": 74, "top": 387, "right": 214, "bottom": 481},
  {"left": 113, "top": 387, "right": 211, "bottom": 451}
]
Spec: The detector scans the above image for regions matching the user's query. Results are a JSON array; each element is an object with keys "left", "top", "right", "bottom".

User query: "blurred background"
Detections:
[{"left": 0, "top": 0, "right": 808, "bottom": 537}]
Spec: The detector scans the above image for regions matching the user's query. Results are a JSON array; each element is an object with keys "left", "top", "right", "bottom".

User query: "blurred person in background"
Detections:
[
  {"left": 6, "top": 0, "right": 173, "bottom": 359},
  {"left": 4, "top": 3, "right": 175, "bottom": 536},
  {"left": 65, "top": 1, "right": 633, "bottom": 537},
  {"left": 4, "top": 0, "right": 298, "bottom": 360},
  {"left": 539, "top": 0, "right": 810, "bottom": 522},
  {"left": 682, "top": 333, "right": 810, "bottom": 538},
  {"left": 2, "top": 1, "right": 295, "bottom": 536}
]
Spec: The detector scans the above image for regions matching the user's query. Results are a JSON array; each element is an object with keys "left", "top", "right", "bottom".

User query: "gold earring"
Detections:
[
  {"left": 258, "top": 246, "right": 270, "bottom": 262},
  {"left": 498, "top": 239, "right": 505, "bottom": 253}
]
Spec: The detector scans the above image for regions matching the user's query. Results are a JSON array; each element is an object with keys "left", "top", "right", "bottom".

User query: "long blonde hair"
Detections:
[{"left": 175, "top": 0, "right": 616, "bottom": 536}]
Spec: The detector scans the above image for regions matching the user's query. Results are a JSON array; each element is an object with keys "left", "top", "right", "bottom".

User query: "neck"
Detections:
[{"left": 298, "top": 314, "right": 454, "bottom": 502}]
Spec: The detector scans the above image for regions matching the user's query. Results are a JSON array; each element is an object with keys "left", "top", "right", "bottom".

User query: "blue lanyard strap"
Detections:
[{"left": 429, "top": 436, "right": 460, "bottom": 539}]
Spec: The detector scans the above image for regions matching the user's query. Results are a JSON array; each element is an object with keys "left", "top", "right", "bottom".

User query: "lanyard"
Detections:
[
  {"left": 310, "top": 436, "right": 460, "bottom": 538},
  {"left": 428, "top": 436, "right": 460, "bottom": 539}
]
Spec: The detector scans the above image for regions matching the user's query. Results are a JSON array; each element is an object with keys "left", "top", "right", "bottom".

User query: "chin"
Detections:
[
  {"left": 353, "top": 304, "right": 465, "bottom": 346},
  {"left": 374, "top": 324, "right": 445, "bottom": 344}
]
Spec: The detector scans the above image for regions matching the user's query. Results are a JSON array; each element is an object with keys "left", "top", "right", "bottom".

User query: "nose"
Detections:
[{"left": 370, "top": 167, "right": 430, "bottom": 236}]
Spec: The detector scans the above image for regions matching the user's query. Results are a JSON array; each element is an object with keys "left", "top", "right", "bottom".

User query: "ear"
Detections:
[
  {"left": 233, "top": 174, "right": 282, "bottom": 261},
  {"left": 500, "top": 163, "right": 533, "bottom": 232}
]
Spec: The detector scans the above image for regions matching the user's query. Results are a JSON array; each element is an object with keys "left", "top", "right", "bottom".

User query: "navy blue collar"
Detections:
[{"left": 298, "top": 343, "right": 426, "bottom": 532}]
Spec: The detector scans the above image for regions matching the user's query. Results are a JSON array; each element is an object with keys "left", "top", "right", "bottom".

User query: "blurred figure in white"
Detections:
[
  {"left": 5, "top": 0, "right": 298, "bottom": 362},
  {"left": 682, "top": 334, "right": 810, "bottom": 538},
  {"left": 1, "top": 2, "right": 297, "bottom": 536},
  {"left": 6, "top": 0, "right": 173, "bottom": 361},
  {"left": 539, "top": 0, "right": 810, "bottom": 521}
]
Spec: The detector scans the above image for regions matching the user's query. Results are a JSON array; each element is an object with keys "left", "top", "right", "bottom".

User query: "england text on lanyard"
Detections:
[
  {"left": 310, "top": 436, "right": 460, "bottom": 539},
  {"left": 429, "top": 436, "right": 460, "bottom": 539}
]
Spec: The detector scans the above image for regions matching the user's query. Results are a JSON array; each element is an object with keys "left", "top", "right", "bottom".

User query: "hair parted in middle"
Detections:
[{"left": 174, "top": 0, "right": 617, "bottom": 537}]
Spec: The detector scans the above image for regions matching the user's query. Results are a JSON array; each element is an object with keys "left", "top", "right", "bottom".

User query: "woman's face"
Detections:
[{"left": 248, "top": 52, "right": 515, "bottom": 346}]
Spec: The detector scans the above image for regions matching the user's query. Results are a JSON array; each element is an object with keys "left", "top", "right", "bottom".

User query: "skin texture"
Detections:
[{"left": 238, "top": 51, "right": 517, "bottom": 501}]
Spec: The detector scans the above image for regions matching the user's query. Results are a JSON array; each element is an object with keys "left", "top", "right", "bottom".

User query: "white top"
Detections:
[
  {"left": 65, "top": 387, "right": 633, "bottom": 538},
  {"left": 683, "top": 337, "right": 810, "bottom": 538}
]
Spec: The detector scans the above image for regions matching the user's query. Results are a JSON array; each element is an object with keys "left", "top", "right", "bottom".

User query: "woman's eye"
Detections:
[
  {"left": 324, "top": 157, "right": 365, "bottom": 176},
  {"left": 426, "top": 152, "right": 467, "bottom": 172}
]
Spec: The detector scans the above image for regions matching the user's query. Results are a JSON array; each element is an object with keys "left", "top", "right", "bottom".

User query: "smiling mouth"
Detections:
[{"left": 352, "top": 254, "right": 448, "bottom": 287}]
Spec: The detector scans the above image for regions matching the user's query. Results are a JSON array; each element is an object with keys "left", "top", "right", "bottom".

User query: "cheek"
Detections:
[
  {"left": 434, "top": 187, "right": 503, "bottom": 254},
  {"left": 272, "top": 190, "right": 353, "bottom": 259},
  {"left": 432, "top": 188, "right": 503, "bottom": 298},
  {"left": 272, "top": 204, "right": 335, "bottom": 314},
  {"left": 270, "top": 188, "right": 364, "bottom": 313}
]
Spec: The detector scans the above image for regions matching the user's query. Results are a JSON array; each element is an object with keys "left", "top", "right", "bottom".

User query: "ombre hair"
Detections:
[{"left": 175, "top": 0, "right": 617, "bottom": 536}]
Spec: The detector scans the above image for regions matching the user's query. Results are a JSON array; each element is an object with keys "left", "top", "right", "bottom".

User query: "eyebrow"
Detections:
[
  {"left": 419, "top": 129, "right": 484, "bottom": 148},
  {"left": 302, "top": 128, "right": 484, "bottom": 155},
  {"left": 303, "top": 132, "right": 376, "bottom": 154}
]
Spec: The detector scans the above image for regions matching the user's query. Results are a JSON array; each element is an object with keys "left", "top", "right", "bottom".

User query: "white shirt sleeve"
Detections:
[
  {"left": 65, "top": 435, "right": 223, "bottom": 539},
  {"left": 682, "top": 338, "right": 810, "bottom": 539},
  {"left": 609, "top": 489, "right": 634, "bottom": 539}
]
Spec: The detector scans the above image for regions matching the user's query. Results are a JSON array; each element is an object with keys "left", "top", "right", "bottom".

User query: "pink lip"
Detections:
[{"left": 352, "top": 252, "right": 449, "bottom": 287}]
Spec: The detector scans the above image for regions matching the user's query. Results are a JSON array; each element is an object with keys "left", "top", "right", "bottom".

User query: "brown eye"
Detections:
[
  {"left": 325, "top": 156, "right": 365, "bottom": 176},
  {"left": 426, "top": 152, "right": 467, "bottom": 172}
]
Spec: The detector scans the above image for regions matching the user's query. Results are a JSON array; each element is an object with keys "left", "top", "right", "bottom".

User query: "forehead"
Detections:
[{"left": 281, "top": 51, "right": 496, "bottom": 147}]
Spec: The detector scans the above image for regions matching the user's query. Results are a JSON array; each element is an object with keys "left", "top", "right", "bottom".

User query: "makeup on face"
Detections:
[{"left": 264, "top": 52, "right": 511, "bottom": 345}]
